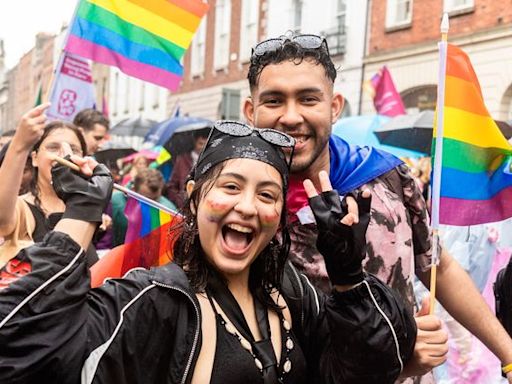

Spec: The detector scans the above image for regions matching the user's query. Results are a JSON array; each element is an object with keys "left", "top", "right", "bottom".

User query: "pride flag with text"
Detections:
[
  {"left": 65, "top": 0, "right": 208, "bottom": 90},
  {"left": 90, "top": 197, "right": 181, "bottom": 287},
  {"left": 434, "top": 44, "right": 512, "bottom": 226}
]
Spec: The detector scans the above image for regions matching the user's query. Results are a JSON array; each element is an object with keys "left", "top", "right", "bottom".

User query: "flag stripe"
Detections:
[
  {"left": 441, "top": 161, "right": 512, "bottom": 200},
  {"left": 440, "top": 186, "right": 512, "bottom": 225},
  {"left": 433, "top": 138, "right": 511, "bottom": 173},
  {"left": 127, "top": 0, "right": 202, "bottom": 32},
  {"left": 71, "top": 17, "right": 183, "bottom": 75},
  {"left": 88, "top": 0, "right": 193, "bottom": 48},
  {"left": 167, "top": 0, "right": 210, "bottom": 18},
  {"left": 78, "top": 0, "right": 185, "bottom": 61},
  {"left": 445, "top": 75, "right": 489, "bottom": 117},
  {"left": 445, "top": 44, "right": 483, "bottom": 92},
  {"left": 140, "top": 202, "right": 153, "bottom": 237},
  {"left": 66, "top": 35, "right": 182, "bottom": 90},
  {"left": 439, "top": 107, "right": 511, "bottom": 149}
]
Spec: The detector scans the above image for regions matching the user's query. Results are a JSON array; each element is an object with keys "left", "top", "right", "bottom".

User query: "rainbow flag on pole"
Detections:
[
  {"left": 90, "top": 197, "right": 181, "bottom": 287},
  {"left": 65, "top": 0, "right": 209, "bottom": 90},
  {"left": 433, "top": 44, "right": 512, "bottom": 226}
]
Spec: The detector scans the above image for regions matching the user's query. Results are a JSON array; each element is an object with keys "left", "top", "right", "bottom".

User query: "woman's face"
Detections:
[
  {"left": 196, "top": 158, "right": 284, "bottom": 281},
  {"left": 32, "top": 128, "right": 84, "bottom": 184},
  {"left": 134, "top": 157, "right": 148, "bottom": 170}
]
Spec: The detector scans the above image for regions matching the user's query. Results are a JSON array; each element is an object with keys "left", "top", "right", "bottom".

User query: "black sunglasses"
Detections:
[
  {"left": 251, "top": 34, "right": 329, "bottom": 58},
  {"left": 203, "top": 120, "right": 296, "bottom": 169}
]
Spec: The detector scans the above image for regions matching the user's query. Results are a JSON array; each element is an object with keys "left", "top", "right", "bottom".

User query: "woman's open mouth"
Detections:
[{"left": 221, "top": 223, "right": 255, "bottom": 254}]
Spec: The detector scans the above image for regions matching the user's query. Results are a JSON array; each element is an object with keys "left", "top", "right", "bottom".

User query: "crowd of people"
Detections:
[{"left": 0, "top": 32, "right": 511, "bottom": 384}]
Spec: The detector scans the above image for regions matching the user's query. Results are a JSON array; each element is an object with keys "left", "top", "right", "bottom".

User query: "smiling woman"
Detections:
[{"left": 0, "top": 120, "right": 416, "bottom": 384}]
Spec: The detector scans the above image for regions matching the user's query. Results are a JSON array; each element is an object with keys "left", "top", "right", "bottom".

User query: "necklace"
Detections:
[{"left": 218, "top": 310, "right": 294, "bottom": 382}]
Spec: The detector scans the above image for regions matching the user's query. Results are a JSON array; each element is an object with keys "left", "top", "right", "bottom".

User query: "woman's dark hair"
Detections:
[
  {"left": 248, "top": 39, "right": 338, "bottom": 91},
  {"left": 30, "top": 121, "right": 87, "bottom": 212},
  {"left": 172, "top": 161, "right": 291, "bottom": 310}
]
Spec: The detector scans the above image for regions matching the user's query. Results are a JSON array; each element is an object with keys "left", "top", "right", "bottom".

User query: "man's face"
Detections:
[
  {"left": 82, "top": 123, "right": 107, "bottom": 155},
  {"left": 136, "top": 182, "right": 161, "bottom": 201},
  {"left": 244, "top": 59, "right": 343, "bottom": 175},
  {"left": 0, "top": 136, "right": 10, "bottom": 150},
  {"left": 193, "top": 136, "right": 208, "bottom": 154}
]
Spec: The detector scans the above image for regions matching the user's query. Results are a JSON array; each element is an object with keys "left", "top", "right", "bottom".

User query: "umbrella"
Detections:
[
  {"left": 164, "top": 124, "right": 213, "bottom": 157},
  {"left": 333, "top": 115, "right": 427, "bottom": 158},
  {"left": 373, "top": 111, "right": 434, "bottom": 154},
  {"left": 375, "top": 112, "right": 512, "bottom": 153},
  {"left": 144, "top": 116, "right": 213, "bottom": 147},
  {"left": 122, "top": 148, "right": 160, "bottom": 163},
  {"left": 110, "top": 117, "right": 157, "bottom": 137},
  {"left": 94, "top": 147, "right": 136, "bottom": 166}
]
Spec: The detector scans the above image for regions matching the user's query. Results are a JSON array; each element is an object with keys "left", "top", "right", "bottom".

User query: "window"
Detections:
[
  {"left": 113, "top": 72, "right": 119, "bottom": 115},
  {"left": 322, "top": 0, "right": 346, "bottom": 56},
  {"left": 124, "top": 78, "right": 130, "bottom": 113},
  {"left": 292, "top": 0, "right": 303, "bottom": 33},
  {"left": 239, "top": 0, "right": 259, "bottom": 62},
  {"left": 443, "top": 0, "right": 474, "bottom": 13},
  {"left": 386, "top": 0, "right": 413, "bottom": 28},
  {"left": 191, "top": 16, "right": 207, "bottom": 76},
  {"left": 214, "top": 0, "right": 231, "bottom": 69},
  {"left": 139, "top": 82, "right": 145, "bottom": 111}
]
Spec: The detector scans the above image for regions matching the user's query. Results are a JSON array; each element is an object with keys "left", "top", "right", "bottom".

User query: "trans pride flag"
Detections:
[
  {"left": 90, "top": 196, "right": 181, "bottom": 287},
  {"left": 65, "top": 0, "right": 209, "bottom": 90},
  {"left": 433, "top": 44, "right": 512, "bottom": 226}
]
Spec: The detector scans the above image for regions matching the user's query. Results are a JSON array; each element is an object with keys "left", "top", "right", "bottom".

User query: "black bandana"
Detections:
[{"left": 193, "top": 129, "right": 290, "bottom": 188}]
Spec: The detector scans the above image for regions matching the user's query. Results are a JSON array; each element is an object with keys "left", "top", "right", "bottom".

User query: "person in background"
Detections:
[
  {"left": 166, "top": 129, "right": 209, "bottom": 208},
  {"left": 111, "top": 168, "right": 176, "bottom": 247},
  {"left": 73, "top": 108, "right": 109, "bottom": 156},
  {"left": 121, "top": 154, "right": 149, "bottom": 186},
  {"left": 0, "top": 122, "right": 416, "bottom": 384},
  {"left": 243, "top": 32, "right": 512, "bottom": 382},
  {"left": 0, "top": 142, "right": 32, "bottom": 196},
  {"left": 0, "top": 104, "right": 98, "bottom": 268},
  {"left": 0, "top": 130, "right": 15, "bottom": 151}
]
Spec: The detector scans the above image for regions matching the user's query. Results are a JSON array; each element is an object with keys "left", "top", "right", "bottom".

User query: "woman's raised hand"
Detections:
[
  {"left": 303, "top": 171, "right": 372, "bottom": 286},
  {"left": 13, "top": 103, "right": 50, "bottom": 151}
]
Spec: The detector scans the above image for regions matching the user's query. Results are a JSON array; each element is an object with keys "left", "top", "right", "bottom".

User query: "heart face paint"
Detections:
[{"left": 195, "top": 159, "right": 284, "bottom": 281}]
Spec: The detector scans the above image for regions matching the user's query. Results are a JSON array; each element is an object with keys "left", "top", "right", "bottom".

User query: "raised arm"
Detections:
[{"left": 0, "top": 104, "right": 49, "bottom": 236}]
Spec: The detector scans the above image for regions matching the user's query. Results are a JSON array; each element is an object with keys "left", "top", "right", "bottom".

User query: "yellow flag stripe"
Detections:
[
  {"left": 434, "top": 107, "right": 511, "bottom": 149},
  {"left": 88, "top": 0, "right": 193, "bottom": 48}
]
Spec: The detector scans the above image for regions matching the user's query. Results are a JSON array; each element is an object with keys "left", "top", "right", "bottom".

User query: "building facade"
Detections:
[
  {"left": 167, "top": 0, "right": 365, "bottom": 122},
  {"left": 363, "top": 0, "right": 512, "bottom": 121}
]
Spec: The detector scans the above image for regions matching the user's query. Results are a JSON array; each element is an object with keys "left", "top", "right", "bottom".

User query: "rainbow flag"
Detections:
[
  {"left": 90, "top": 197, "right": 181, "bottom": 287},
  {"left": 434, "top": 44, "right": 512, "bottom": 226},
  {"left": 65, "top": 0, "right": 209, "bottom": 90}
]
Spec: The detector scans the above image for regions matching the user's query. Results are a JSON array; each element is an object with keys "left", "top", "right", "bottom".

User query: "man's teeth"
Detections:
[
  {"left": 295, "top": 136, "right": 307, "bottom": 143},
  {"left": 227, "top": 223, "right": 253, "bottom": 233}
]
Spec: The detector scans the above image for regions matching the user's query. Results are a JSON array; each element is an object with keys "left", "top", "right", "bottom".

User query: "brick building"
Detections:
[{"left": 363, "top": 0, "right": 512, "bottom": 120}]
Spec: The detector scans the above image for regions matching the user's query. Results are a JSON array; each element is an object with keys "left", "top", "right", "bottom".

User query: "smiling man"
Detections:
[
  {"left": 73, "top": 108, "right": 109, "bottom": 155},
  {"left": 243, "top": 33, "right": 512, "bottom": 382}
]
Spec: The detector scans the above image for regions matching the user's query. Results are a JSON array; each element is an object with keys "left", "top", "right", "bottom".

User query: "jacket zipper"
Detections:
[
  {"left": 152, "top": 281, "right": 200, "bottom": 384},
  {"left": 288, "top": 263, "right": 305, "bottom": 329}
]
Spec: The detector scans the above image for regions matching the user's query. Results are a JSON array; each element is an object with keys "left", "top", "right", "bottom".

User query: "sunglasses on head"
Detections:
[
  {"left": 203, "top": 120, "right": 296, "bottom": 169},
  {"left": 251, "top": 34, "right": 329, "bottom": 58}
]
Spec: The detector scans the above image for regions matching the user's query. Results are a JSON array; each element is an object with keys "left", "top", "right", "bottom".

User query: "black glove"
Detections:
[
  {"left": 309, "top": 190, "right": 372, "bottom": 285},
  {"left": 51, "top": 158, "right": 113, "bottom": 223}
]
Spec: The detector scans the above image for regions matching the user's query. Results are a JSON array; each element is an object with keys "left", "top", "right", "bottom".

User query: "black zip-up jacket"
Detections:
[{"left": 0, "top": 231, "right": 416, "bottom": 384}]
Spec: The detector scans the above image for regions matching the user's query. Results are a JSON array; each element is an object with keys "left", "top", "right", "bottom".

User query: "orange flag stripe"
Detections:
[
  {"left": 445, "top": 75, "right": 489, "bottom": 117},
  {"left": 127, "top": 0, "right": 202, "bottom": 32},
  {"left": 168, "top": 0, "right": 210, "bottom": 18},
  {"left": 446, "top": 44, "right": 483, "bottom": 96}
]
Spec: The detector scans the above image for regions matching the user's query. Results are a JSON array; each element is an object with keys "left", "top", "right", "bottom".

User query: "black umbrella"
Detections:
[
  {"left": 110, "top": 117, "right": 157, "bottom": 137},
  {"left": 375, "top": 111, "right": 512, "bottom": 154},
  {"left": 163, "top": 121, "right": 213, "bottom": 158},
  {"left": 94, "top": 148, "right": 137, "bottom": 166},
  {"left": 374, "top": 111, "right": 434, "bottom": 154}
]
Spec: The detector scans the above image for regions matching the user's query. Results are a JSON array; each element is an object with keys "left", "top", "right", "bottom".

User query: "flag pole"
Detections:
[
  {"left": 50, "top": 155, "right": 180, "bottom": 216},
  {"left": 44, "top": 0, "right": 82, "bottom": 103},
  {"left": 429, "top": 13, "right": 449, "bottom": 314}
]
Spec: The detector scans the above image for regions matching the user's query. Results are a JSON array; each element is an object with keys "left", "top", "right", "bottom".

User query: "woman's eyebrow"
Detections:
[{"left": 220, "top": 172, "right": 281, "bottom": 189}]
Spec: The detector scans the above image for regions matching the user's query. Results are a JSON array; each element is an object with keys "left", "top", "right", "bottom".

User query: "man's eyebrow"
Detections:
[{"left": 258, "top": 87, "right": 324, "bottom": 99}]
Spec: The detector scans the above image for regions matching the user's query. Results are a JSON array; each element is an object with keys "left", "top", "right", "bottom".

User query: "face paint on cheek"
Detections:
[
  {"left": 204, "top": 199, "right": 230, "bottom": 222},
  {"left": 261, "top": 211, "right": 281, "bottom": 228}
]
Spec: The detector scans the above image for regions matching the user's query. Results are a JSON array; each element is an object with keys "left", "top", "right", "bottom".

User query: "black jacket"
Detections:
[{"left": 0, "top": 231, "right": 416, "bottom": 384}]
